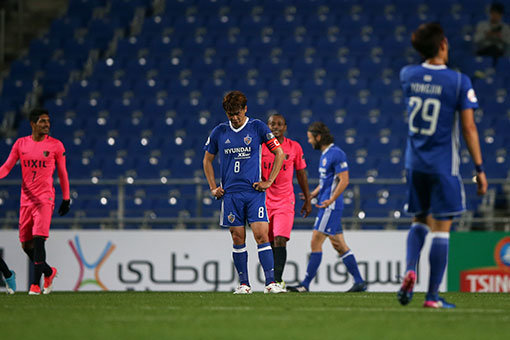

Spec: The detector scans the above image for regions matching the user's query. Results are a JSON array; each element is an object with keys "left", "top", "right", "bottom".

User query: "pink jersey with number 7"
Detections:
[{"left": 0, "top": 135, "right": 70, "bottom": 206}]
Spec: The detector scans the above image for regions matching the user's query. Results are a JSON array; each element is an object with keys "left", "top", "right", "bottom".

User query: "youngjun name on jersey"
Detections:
[{"left": 401, "top": 63, "right": 478, "bottom": 175}]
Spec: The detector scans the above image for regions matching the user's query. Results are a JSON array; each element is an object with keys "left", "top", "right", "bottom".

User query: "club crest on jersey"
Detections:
[
  {"left": 285, "top": 153, "right": 289, "bottom": 160},
  {"left": 322, "top": 158, "right": 327, "bottom": 166},
  {"left": 228, "top": 213, "right": 235, "bottom": 223},
  {"left": 244, "top": 135, "right": 252, "bottom": 145},
  {"left": 43, "top": 151, "right": 49, "bottom": 157}
]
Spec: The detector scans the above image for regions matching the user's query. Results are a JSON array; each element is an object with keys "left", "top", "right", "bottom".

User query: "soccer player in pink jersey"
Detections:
[
  {"left": 261, "top": 114, "right": 312, "bottom": 289},
  {"left": 0, "top": 108, "right": 70, "bottom": 295}
]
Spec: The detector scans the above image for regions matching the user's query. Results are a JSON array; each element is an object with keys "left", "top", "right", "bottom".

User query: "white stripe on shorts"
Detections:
[
  {"left": 318, "top": 209, "right": 332, "bottom": 233},
  {"left": 220, "top": 199, "right": 224, "bottom": 225},
  {"left": 432, "top": 232, "right": 450, "bottom": 239}
]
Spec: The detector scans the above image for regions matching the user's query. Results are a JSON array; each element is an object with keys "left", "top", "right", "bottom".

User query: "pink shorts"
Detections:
[
  {"left": 267, "top": 206, "right": 295, "bottom": 242},
  {"left": 19, "top": 204, "right": 54, "bottom": 242}
]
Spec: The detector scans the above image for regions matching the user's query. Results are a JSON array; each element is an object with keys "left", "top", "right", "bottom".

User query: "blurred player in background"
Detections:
[
  {"left": 0, "top": 108, "right": 71, "bottom": 295},
  {"left": 398, "top": 23, "right": 487, "bottom": 309},
  {"left": 203, "top": 91, "right": 286, "bottom": 294},
  {"left": 0, "top": 258, "right": 16, "bottom": 294},
  {"left": 261, "top": 114, "right": 312, "bottom": 290},
  {"left": 287, "top": 122, "right": 366, "bottom": 293}
]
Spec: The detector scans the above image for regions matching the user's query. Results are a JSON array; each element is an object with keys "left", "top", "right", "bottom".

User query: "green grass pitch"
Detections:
[{"left": 1, "top": 292, "right": 509, "bottom": 339}]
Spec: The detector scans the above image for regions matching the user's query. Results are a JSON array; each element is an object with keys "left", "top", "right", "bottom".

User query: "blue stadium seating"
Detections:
[{"left": 0, "top": 0, "right": 506, "bottom": 224}]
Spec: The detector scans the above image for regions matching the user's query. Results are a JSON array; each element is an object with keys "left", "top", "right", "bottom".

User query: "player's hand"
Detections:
[
  {"left": 300, "top": 199, "right": 312, "bottom": 217},
  {"left": 58, "top": 199, "right": 71, "bottom": 216},
  {"left": 476, "top": 172, "right": 488, "bottom": 196},
  {"left": 253, "top": 181, "right": 271, "bottom": 192},
  {"left": 316, "top": 199, "right": 333, "bottom": 209},
  {"left": 211, "top": 187, "right": 225, "bottom": 199}
]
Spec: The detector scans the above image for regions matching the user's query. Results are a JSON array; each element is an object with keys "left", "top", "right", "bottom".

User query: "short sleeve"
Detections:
[
  {"left": 459, "top": 73, "right": 479, "bottom": 111},
  {"left": 293, "top": 141, "right": 307, "bottom": 171},
  {"left": 256, "top": 120, "right": 274, "bottom": 143},
  {"left": 204, "top": 126, "right": 220, "bottom": 155},
  {"left": 256, "top": 119, "right": 280, "bottom": 151},
  {"left": 333, "top": 150, "right": 349, "bottom": 174}
]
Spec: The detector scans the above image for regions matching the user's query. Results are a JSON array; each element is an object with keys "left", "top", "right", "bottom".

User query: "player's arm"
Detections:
[
  {"left": 203, "top": 151, "right": 224, "bottom": 199},
  {"left": 296, "top": 168, "right": 312, "bottom": 217},
  {"left": 0, "top": 141, "right": 20, "bottom": 179},
  {"left": 254, "top": 146, "right": 284, "bottom": 191},
  {"left": 310, "top": 184, "right": 320, "bottom": 198},
  {"left": 460, "top": 108, "right": 488, "bottom": 195},
  {"left": 317, "top": 170, "right": 349, "bottom": 209},
  {"left": 55, "top": 145, "right": 71, "bottom": 216}
]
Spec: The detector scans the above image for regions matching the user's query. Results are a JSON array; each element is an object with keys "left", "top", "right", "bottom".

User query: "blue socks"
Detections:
[
  {"left": 233, "top": 242, "right": 277, "bottom": 286},
  {"left": 426, "top": 232, "right": 449, "bottom": 301},
  {"left": 257, "top": 242, "right": 275, "bottom": 285},
  {"left": 233, "top": 244, "right": 249, "bottom": 286},
  {"left": 301, "top": 252, "right": 322, "bottom": 289},
  {"left": 301, "top": 251, "right": 364, "bottom": 289},
  {"left": 406, "top": 222, "right": 429, "bottom": 272},
  {"left": 341, "top": 250, "right": 364, "bottom": 284}
]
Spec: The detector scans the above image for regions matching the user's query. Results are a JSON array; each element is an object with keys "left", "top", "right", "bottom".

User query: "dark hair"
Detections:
[
  {"left": 222, "top": 90, "right": 247, "bottom": 114},
  {"left": 29, "top": 108, "right": 49, "bottom": 123},
  {"left": 268, "top": 113, "right": 286, "bottom": 125},
  {"left": 308, "top": 121, "right": 334, "bottom": 146},
  {"left": 490, "top": 2, "right": 504, "bottom": 14},
  {"left": 411, "top": 22, "right": 445, "bottom": 59}
]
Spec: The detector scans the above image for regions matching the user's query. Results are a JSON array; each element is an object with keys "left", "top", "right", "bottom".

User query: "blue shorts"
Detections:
[
  {"left": 220, "top": 191, "right": 268, "bottom": 227},
  {"left": 314, "top": 208, "right": 343, "bottom": 235},
  {"left": 405, "top": 170, "right": 465, "bottom": 219}
]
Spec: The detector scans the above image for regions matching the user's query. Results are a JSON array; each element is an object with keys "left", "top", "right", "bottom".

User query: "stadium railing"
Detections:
[{"left": 0, "top": 178, "right": 509, "bottom": 231}]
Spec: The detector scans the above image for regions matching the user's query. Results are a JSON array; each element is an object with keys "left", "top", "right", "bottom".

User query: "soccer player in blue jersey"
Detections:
[
  {"left": 287, "top": 122, "right": 367, "bottom": 293},
  {"left": 397, "top": 23, "right": 488, "bottom": 308},
  {"left": 203, "top": 90, "right": 286, "bottom": 294}
]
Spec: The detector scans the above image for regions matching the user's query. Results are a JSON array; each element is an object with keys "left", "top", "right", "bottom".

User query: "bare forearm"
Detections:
[
  {"left": 462, "top": 126, "right": 483, "bottom": 165},
  {"left": 330, "top": 180, "right": 348, "bottom": 202},
  {"left": 267, "top": 150, "right": 284, "bottom": 183},
  {"left": 203, "top": 161, "right": 217, "bottom": 190},
  {"left": 311, "top": 184, "right": 320, "bottom": 198},
  {"left": 296, "top": 170, "right": 310, "bottom": 199}
]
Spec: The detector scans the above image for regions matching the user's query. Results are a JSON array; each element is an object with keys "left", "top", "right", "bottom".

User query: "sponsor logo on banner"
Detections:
[
  {"left": 460, "top": 237, "right": 510, "bottom": 292},
  {"left": 68, "top": 235, "right": 116, "bottom": 291}
]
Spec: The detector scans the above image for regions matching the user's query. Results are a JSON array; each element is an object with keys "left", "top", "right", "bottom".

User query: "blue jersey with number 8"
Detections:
[
  {"left": 204, "top": 117, "right": 279, "bottom": 194},
  {"left": 400, "top": 63, "right": 478, "bottom": 176}
]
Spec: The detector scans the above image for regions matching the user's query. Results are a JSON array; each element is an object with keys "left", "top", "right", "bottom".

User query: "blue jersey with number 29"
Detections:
[
  {"left": 400, "top": 63, "right": 478, "bottom": 175},
  {"left": 204, "top": 117, "right": 277, "bottom": 193}
]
